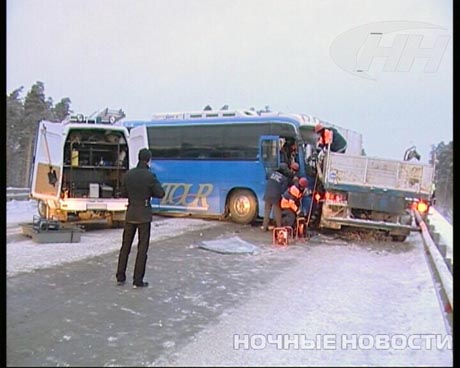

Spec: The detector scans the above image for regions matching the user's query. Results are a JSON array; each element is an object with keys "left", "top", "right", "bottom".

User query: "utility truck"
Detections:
[
  {"left": 305, "top": 123, "right": 434, "bottom": 242},
  {"left": 29, "top": 109, "right": 148, "bottom": 226}
]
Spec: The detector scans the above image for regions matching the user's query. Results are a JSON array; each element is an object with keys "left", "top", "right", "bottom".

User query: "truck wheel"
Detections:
[
  {"left": 228, "top": 189, "right": 257, "bottom": 225},
  {"left": 391, "top": 235, "right": 407, "bottom": 242}
]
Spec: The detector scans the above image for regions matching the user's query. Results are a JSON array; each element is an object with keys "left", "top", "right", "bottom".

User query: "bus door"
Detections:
[{"left": 259, "top": 135, "right": 280, "bottom": 176}]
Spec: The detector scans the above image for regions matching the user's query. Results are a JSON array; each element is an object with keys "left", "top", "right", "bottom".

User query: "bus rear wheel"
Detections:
[{"left": 228, "top": 189, "right": 257, "bottom": 225}]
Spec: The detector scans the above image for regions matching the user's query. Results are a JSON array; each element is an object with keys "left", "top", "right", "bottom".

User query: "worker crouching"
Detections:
[{"left": 280, "top": 177, "right": 310, "bottom": 229}]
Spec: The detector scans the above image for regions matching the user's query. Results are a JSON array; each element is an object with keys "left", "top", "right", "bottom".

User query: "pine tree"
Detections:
[
  {"left": 6, "top": 87, "right": 25, "bottom": 187},
  {"left": 431, "top": 141, "right": 453, "bottom": 213},
  {"left": 21, "top": 81, "right": 55, "bottom": 187},
  {"left": 53, "top": 97, "right": 72, "bottom": 121}
]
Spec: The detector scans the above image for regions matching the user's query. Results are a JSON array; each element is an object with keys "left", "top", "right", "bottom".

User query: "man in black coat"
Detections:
[{"left": 116, "top": 148, "right": 165, "bottom": 288}]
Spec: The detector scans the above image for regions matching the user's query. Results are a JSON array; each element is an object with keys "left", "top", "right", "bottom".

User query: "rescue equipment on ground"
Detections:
[{"left": 273, "top": 226, "right": 293, "bottom": 246}]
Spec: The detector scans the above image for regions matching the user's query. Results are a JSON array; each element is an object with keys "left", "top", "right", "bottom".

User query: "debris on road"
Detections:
[{"left": 198, "top": 236, "right": 261, "bottom": 255}]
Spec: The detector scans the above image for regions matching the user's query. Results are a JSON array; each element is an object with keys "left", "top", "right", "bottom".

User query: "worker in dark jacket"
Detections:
[
  {"left": 116, "top": 148, "right": 165, "bottom": 288},
  {"left": 261, "top": 163, "right": 289, "bottom": 231},
  {"left": 315, "top": 123, "right": 347, "bottom": 153}
]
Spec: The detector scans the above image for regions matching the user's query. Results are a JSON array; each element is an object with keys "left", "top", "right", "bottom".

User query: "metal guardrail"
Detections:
[
  {"left": 423, "top": 209, "right": 453, "bottom": 273},
  {"left": 414, "top": 211, "right": 453, "bottom": 332},
  {"left": 6, "top": 188, "right": 30, "bottom": 201}
]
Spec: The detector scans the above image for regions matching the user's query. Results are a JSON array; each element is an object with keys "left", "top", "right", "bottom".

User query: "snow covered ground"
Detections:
[
  {"left": 164, "top": 238, "right": 452, "bottom": 367},
  {"left": 6, "top": 199, "right": 220, "bottom": 278}
]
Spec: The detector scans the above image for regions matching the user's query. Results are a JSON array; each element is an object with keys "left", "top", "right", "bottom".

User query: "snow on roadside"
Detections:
[{"left": 7, "top": 199, "right": 39, "bottom": 225}]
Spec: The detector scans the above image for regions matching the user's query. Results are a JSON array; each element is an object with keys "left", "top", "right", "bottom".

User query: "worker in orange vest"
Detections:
[
  {"left": 280, "top": 177, "right": 309, "bottom": 228},
  {"left": 315, "top": 123, "right": 347, "bottom": 153}
]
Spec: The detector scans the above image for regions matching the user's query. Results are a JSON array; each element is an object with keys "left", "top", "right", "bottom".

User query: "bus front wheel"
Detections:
[{"left": 228, "top": 189, "right": 258, "bottom": 225}]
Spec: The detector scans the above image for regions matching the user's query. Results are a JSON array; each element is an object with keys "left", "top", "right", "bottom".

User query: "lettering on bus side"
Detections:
[{"left": 160, "top": 183, "right": 214, "bottom": 209}]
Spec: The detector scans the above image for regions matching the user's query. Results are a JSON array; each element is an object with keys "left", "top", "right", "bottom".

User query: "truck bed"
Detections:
[{"left": 322, "top": 152, "right": 434, "bottom": 196}]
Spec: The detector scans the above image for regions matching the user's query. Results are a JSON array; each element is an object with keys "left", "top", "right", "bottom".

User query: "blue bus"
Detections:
[{"left": 123, "top": 109, "right": 326, "bottom": 224}]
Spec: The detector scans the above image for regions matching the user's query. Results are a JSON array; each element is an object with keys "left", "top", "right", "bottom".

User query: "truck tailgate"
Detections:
[{"left": 323, "top": 152, "right": 434, "bottom": 195}]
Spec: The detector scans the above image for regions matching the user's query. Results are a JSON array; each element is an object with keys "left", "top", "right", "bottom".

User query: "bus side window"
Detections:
[{"left": 260, "top": 139, "right": 279, "bottom": 170}]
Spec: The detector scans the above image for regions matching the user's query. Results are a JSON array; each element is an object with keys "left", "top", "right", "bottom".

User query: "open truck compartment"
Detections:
[
  {"left": 30, "top": 118, "right": 139, "bottom": 223},
  {"left": 61, "top": 127, "right": 129, "bottom": 199}
]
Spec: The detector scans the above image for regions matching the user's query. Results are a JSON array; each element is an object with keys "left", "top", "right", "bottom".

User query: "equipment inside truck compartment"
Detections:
[{"left": 61, "top": 128, "right": 128, "bottom": 199}]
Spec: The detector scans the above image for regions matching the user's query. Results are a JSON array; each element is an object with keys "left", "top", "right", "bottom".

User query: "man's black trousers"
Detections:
[{"left": 116, "top": 222, "right": 151, "bottom": 285}]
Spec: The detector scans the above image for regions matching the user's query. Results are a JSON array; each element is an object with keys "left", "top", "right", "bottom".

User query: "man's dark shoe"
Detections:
[
  {"left": 117, "top": 280, "right": 125, "bottom": 286},
  {"left": 133, "top": 281, "right": 149, "bottom": 289}
]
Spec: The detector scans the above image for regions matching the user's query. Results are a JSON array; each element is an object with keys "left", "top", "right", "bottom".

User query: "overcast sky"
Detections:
[{"left": 7, "top": 0, "right": 452, "bottom": 162}]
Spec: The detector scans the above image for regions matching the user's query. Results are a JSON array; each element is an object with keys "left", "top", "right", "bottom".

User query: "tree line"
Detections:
[
  {"left": 5, "top": 81, "right": 453, "bottom": 214},
  {"left": 429, "top": 141, "right": 453, "bottom": 213}
]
